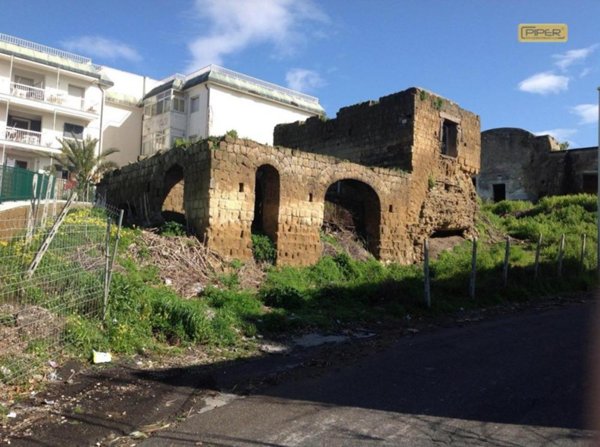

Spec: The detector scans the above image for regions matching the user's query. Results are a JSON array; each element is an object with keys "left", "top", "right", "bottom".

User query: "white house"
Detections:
[
  {"left": 141, "top": 65, "right": 324, "bottom": 155},
  {"left": 0, "top": 33, "right": 324, "bottom": 173}
]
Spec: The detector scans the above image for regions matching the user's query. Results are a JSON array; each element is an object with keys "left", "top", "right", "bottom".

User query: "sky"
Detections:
[{"left": 1, "top": 0, "right": 599, "bottom": 147}]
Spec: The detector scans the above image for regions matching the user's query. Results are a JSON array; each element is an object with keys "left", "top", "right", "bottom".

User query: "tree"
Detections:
[{"left": 53, "top": 136, "right": 119, "bottom": 201}]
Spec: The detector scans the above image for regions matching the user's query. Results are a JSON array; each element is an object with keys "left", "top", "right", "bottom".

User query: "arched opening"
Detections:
[
  {"left": 161, "top": 165, "right": 186, "bottom": 226},
  {"left": 252, "top": 165, "right": 280, "bottom": 244},
  {"left": 323, "top": 179, "right": 381, "bottom": 258}
]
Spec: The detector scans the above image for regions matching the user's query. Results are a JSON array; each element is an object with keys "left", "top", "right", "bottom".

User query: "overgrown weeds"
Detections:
[{"left": 2, "top": 195, "right": 598, "bottom": 382}]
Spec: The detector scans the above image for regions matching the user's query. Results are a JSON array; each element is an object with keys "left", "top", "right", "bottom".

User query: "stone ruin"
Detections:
[
  {"left": 479, "top": 128, "right": 598, "bottom": 202},
  {"left": 98, "top": 87, "right": 481, "bottom": 266}
]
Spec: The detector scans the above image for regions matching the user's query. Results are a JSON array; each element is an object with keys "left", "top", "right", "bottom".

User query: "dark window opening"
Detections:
[
  {"left": 493, "top": 183, "right": 506, "bottom": 202},
  {"left": 63, "top": 122, "right": 84, "bottom": 139},
  {"left": 239, "top": 183, "right": 245, "bottom": 192},
  {"left": 441, "top": 119, "right": 458, "bottom": 157},
  {"left": 431, "top": 229, "right": 464, "bottom": 238},
  {"left": 582, "top": 174, "right": 597, "bottom": 194}
]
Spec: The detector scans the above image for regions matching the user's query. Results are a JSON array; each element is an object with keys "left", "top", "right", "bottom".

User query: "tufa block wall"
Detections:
[{"left": 99, "top": 87, "right": 480, "bottom": 265}]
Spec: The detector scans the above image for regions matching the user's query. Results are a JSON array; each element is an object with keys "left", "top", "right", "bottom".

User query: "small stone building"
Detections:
[
  {"left": 478, "top": 128, "right": 597, "bottom": 202},
  {"left": 99, "top": 87, "right": 481, "bottom": 265}
]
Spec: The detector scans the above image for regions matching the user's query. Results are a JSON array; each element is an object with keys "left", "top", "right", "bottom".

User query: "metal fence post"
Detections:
[
  {"left": 557, "top": 234, "right": 566, "bottom": 278},
  {"left": 534, "top": 233, "right": 542, "bottom": 280},
  {"left": 469, "top": 237, "right": 477, "bottom": 299},
  {"left": 580, "top": 234, "right": 587, "bottom": 272},
  {"left": 424, "top": 239, "right": 431, "bottom": 308},
  {"left": 503, "top": 236, "right": 510, "bottom": 287},
  {"left": 103, "top": 217, "right": 112, "bottom": 321},
  {"left": 107, "top": 209, "right": 124, "bottom": 297}
]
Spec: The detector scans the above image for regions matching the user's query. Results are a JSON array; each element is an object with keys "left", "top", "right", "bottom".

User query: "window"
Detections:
[
  {"left": 68, "top": 85, "right": 84, "bottom": 98},
  {"left": 63, "top": 123, "right": 84, "bottom": 139},
  {"left": 441, "top": 119, "right": 458, "bottom": 157},
  {"left": 583, "top": 174, "right": 597, "bottom": 194},
  {"left": 68, "top": 85, "right": 85, "bottom": 109},
  {"left": 15, "top": 75, "right": 34, "bottom": 87},
  {"left": 190, "top": 96, "right": 199, "bottom": 113},
  {"left": 144, "top": 89, "right": 187, "bottom": 116},
  {"left": 173, "top": 95, "right": 185, "bottom": 113},
  {"left": 8, "top": 117, "right": 31, "bottom": 130},
  {"left": 15, "top": 160, "right": 28, "bottom": 169}
]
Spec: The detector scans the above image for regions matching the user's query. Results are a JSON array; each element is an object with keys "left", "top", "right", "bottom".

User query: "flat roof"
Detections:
[
  {"left": 144, "top": 65, "right": 324, "bottom": 115},
  {"left": 0, "top": 33, "right": 109, "bottom": 84}
]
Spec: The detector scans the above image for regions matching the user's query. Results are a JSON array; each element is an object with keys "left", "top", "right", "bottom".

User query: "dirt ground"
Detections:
[{"left": 1, "top": 292, "right": 594, "bottom": 447}]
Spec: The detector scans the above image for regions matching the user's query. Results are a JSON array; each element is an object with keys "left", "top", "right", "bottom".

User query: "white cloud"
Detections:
[
  {"left": 570, "top": 103, "right": 598, "bottom": 124},
  {"left": 553, "top": 44, "right": 598, "bottom": 71},
  {"left": 186, "top": 0, "right": 328, "bottom": 71},
  {"left": 534, "top": 128, "right": 578, "bottom": 145},
  {"left": 580, "top": 67, "right": 592, "bottom": 78},
  {"left": 61, "top": 36, "right": 141, "bottom": 62},
  {"left": 518, "top": 72, "right": 569, "bottom": 95},
  {"left": 285, "top": 68, "right": 325, "bottom": 92}
]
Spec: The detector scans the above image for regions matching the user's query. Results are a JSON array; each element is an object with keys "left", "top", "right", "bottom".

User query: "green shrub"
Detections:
[
  {"left": 251, "top": 233, "right": 277, "bottom": 264},
  {"left": 161, "top": 221, "right": 186, "bottom": 237}
]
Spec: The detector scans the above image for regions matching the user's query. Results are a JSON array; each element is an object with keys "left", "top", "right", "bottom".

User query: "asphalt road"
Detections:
[{"left": 141, "top": 301, "right": 598, "bottom": 446}]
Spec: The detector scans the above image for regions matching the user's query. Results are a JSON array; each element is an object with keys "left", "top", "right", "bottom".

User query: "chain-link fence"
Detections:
[{"left": 0, "top": 197, "right": 122, "bottom": 384}]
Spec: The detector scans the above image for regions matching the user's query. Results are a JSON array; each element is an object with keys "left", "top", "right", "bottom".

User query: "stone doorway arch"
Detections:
[
  {"left": 252, "top": 164, "right": 281, "bottom": 244},
  {"left": 161, "top": 164, "right": 186, "bottom": 226},
  {"left": 323, "top": 179, "right": 381, "bottom": 258}
]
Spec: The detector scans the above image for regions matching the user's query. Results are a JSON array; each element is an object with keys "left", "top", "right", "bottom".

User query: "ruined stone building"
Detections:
[
  {"left": 478, "top": 128, "right": 597, "bottom": 202},
  {"left": 99, "top": 87, "right": 480, "bottom": 266}
]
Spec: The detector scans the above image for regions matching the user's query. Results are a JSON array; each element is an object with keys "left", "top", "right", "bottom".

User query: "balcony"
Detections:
[
  {"left": 0, "top": 126, "right": 96, "bottom": 153},
  {"left": 5, "top": 82, "right": 99, "bottom": 115},
  {"left": 3, "top": 127, "right": 43, "bottom": 146}
]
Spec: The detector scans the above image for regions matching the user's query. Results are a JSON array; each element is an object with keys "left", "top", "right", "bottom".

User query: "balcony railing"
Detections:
[
  {"left": 3, "top": 127, "right": 43, "bottom": 146},
  {"left": 8, "top": 82, "right": 99, "bottom": 114},
  {"left": 1, "top": 127, "right": 96, "bottom": 150}
]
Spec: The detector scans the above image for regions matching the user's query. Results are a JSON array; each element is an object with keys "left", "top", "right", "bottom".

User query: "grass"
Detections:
[{"left": 1, "top": 195, "right": 598, "bottom": 382}]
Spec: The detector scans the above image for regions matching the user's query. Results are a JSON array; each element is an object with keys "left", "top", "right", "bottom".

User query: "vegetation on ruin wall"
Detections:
[{"left": 57, "top": 194, "right": 599, "bottom": 358}]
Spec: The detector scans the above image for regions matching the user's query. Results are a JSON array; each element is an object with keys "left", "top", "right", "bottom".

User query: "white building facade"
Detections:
[
  {"left": 141, "top": 65, "right": 324, "bottom": 155},
  {"left": 0, "top": 34, "right": 324, "bottom": 173},
  {"left": 0, "top": 34, "right": 156, "bottom": 176}
]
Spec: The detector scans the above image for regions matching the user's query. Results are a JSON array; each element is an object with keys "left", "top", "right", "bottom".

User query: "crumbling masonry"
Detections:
[{"left": 98, "top": 87, "right": 480, "bottom": 266}]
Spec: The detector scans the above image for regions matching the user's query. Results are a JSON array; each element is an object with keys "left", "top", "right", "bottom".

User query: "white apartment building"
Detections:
[
  {"left": 141, "top": 65, "right": 324, "bottom": 155},
  {"left": 0, "top": 33, "right": 156, "bottom": 176},
  {"left": 0, "top": 33, "right": 324, "bottom": 173}
]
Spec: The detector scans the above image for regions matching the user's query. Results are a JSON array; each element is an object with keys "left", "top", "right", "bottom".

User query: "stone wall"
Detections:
[
  {"left": 99, "top": 87, "right": 480, "bottom": 266},
  {"left": 274, "top": 87, "right": 480, "bottom": 174},
  {"left": 479, "top": 128, "right": 596, "bottom": 201}
]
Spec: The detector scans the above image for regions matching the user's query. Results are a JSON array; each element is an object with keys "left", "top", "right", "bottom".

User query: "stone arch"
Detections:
[
  {"left": 251, "top": 164, "right": 281, "bottom": 244},
  {"left": 319, "top": 162, "right": 388, "bottom": 198},
  {"left": 161, "top": 164, "right": 186, "bottom": 225},
  {"left": 323, "top": 178, "right": 381, "bottom": 258}
]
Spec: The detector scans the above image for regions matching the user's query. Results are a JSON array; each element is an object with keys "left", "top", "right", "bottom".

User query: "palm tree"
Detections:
[{"left": 53, "top": 136, "right": 119, "bottom": 201}]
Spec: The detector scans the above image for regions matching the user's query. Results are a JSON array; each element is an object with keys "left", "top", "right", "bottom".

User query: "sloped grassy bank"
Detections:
[{"left": 62, "top": 194, "right": 598, "bottom": 358}]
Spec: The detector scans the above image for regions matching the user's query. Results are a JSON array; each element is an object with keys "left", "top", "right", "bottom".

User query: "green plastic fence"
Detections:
[{"left": 0, "top": 165, "right": 57, "bottom": 203}]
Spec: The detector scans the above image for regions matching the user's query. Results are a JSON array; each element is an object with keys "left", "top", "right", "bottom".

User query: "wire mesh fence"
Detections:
[{"left": 0, "top": 197, "right": 121, "bottom": 384}]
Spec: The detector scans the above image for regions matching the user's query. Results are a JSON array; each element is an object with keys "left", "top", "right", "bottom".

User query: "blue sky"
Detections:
[{"left": 1, "top": 0, "right": 599, "bottom": 147}]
